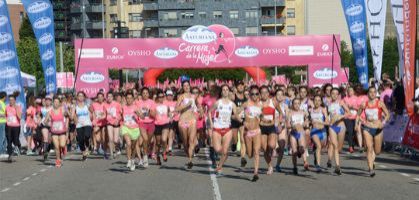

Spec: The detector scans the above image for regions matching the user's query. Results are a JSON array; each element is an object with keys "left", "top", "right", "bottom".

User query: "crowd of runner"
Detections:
[{"left": 0, "top": 77, "right": 394, "bottom": 182}]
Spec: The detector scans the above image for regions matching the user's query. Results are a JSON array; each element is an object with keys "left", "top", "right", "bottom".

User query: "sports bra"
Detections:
[
  {"left": 328, "top": 102, "right": 344, "bottom": 117},
  {"left": 290, "top": 112, "right": 305, "bottom": 126},
  {"left": 213, "top": 100, "right": 234, "bottom": 129},
  {"left": 261, "top": 99, "right": 276, "bottom": 121},
  {"left": 245, "top": 103, "right": 262, "bottom": 119},
  {"left": 310, "top": 108, "right": 325, "bottom": 123}
]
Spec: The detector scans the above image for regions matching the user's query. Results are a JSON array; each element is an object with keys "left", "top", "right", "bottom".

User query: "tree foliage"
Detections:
[{"left": 19, "top": 15, "right": 35, "bottom": 39}]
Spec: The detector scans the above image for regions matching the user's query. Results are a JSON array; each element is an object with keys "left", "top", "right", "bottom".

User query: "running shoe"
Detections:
[
  {"left": 82, "top": 155, "right": 87, "bottom": 161},
  {"left": 130, "top": 160, "right": 135, "bottom": 171},
  {"left": 156, "top": 155, "right": 162, "bottom": 166},
  {"left": 7, "top": 155, "right": 12, "bottom": 163},
  {"left": 349, "top": 147, "right": 354, "bottom": 153},
  {"left": 369, "top": 170, "right": 376, "bottom": 177},
  {"left": 143, "top": 155, "right": 149, "bottom": 168},
  {"left": 187, "top": 161, "right": 193, "bottom": 169},
  {"left": 293, "top": 167, "right": 298, "bottom": 175},
  {"left": 335, "top": 166, "right": 342, "bottom": 175},
  {"left": 267, "top": 166, "right": 274, "bottom": 175},
  {"left": 163, "top": 152, "right": 168, "bottom": 162},
  {"left": 116, "top": 150, "right": 122, "bottom": 156},
  {"left": 251, "top": 174, "right": 259, "bottom": 182},
  {"left": 275, "top": 164, "right": 282, "bottom": 172},
  {"left": 126, "top": 160, "right": 132, "bottom": 168},
  {"left": 151, "top": 153, "right": 157, "bottom": 160},
  {"left": 26, "top": 151, "right": 35, "bottom": 156},
  {"left": 55, "top": 159, "right": 62, "bottom": 168},
  {"left": 359, "top": 147, "right": 365, "bottom": 154},
  {"left": 43, "top": 152, "right": 48, "bottom": 162},
  {"left": 373, "top": 163, "right": 376, "bottom": 170},
  {"left": 194, "top": 146, "right": 200, "bottom": 154},
  {"left": 327, "top": 160, "right": 332, "bottom": 168},
  {"left": 240, "top": 157, "right": 247, "bottom": 167},
  {"left": 284, "top": 148, "right": 289, "bottom": 156},
  {"left": 137, "top": 159, "right": 144, "bottom": 167},
  {"left": 231, "top": 143, "right": 237, "bottom": 152},
  {"left": 216, "top": 170, "right": 223, "bottom": 177},
  {"left": 0, "top": 154, "right": 9, "bottom": 159},
  {"left": 211, "top": 160, "right": 217, "bottom": 169},
  {"left": 315, "top": 165, "right": 322, "bottom": 173}
]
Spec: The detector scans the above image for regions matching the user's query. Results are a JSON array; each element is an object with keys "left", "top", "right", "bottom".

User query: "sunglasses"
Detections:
[{"left": 250, "top": 93, "right": 259, "bottom": 96}]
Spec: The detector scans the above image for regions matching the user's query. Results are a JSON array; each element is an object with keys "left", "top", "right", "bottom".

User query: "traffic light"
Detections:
[{"left": 113, "top": 21, "right": 129, "bottom": 38}]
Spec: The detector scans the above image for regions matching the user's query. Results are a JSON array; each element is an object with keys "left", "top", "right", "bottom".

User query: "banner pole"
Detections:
[
  {"left": 331, "top": 34, "right": 335, "bottom": 86},
  {"left": 73, "top": 38, "right": 85, "bottom": 94}
]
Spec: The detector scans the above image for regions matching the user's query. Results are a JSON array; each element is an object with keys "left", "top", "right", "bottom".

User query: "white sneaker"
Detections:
[
  {"left": 143, "top": 155, "right": 149, "bottom": 168},
  {"left": 126, "top": 160, "right": 132, "bottom": 168},
  {"left": 0, "top": 154, "right": 9, "bottom": 159},
  {"left": 116, "top": 151, "right": 121, "bottom": 156},
  {"left": 130, "top": 160, "right": 136, "bottom": 171},
  {"left": 305, "top": 150, "right": 309, "bottom": 157},
  {"left": 137, "top": 159, "right": 144, "bottom": 167}
]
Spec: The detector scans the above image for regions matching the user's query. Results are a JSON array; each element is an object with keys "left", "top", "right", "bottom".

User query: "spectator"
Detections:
[{"left": 0, "top": 91, "right": 7, "bottom": 158}]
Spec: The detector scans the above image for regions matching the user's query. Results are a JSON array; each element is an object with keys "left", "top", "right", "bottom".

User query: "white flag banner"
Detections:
[
  {"left": 365, "top": 0, "right": 387, "bottom": 85},
  {"left": 390, "top": 0, "right": 404, "bottom": 79}
]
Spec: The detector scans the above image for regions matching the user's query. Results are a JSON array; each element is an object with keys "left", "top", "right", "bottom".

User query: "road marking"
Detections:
[
  {"left": 0, "top": 188, "right": 10, "bottom": 193},
  {"left": 40, "top": 168, "right": 47, "bottom": 172},
  {"left": 204, "top": 148, "right": 222, "bottom": 200},
  {"left": 22, "top": 177, "right": 30, "bottom": 181},
  {"left": 413, "top": 178, "right": 419, "bottom": 182},
  {"left": 400, "top": 173, "right": 411, "bottom": 177},
  {"left": 32, "top": 173, "right": 38, "bottom": 176},
  {"left": 13, "top": 182, "right": 21, "bottom": 186},
  {"left": 379, "top": 165, "right": 387, "bottom": 168}
]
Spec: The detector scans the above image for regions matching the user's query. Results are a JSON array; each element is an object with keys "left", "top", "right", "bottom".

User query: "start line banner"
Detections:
[{"left": 75, "top": 25, "right": 341, "bottom": 69}]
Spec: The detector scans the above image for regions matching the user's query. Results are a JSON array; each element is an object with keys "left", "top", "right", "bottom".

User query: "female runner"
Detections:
[
  {"left": 122, "top": 91, "right": 141, "bottom": 171},
  {"left": 91, "top": 92, "right": 107, "bottom": 157},
  {"left": 72, "top": 92, "right": 93, "bottom": 161},
  {"left": 309, "top": 95, "right": 329, "bottom": 172},
  {"left": 151, "top": 90, "right": 171, "bottom": 165},
  {"left": 40, "top": 95, "right": 53, "bottom": 162},
  {"left": 105, "top": 92, "right": 122, "bottom": 159}
]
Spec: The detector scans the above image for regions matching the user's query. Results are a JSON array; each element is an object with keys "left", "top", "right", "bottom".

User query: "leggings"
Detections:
[
  {"left": 344, "top": 119, "right": 356, "bottom": 147},
  {"left": 76, "top": 126, "right": 92, "bottom": 152},
  {"left": 6, "top": 126, "right": 21, "bottom": 156}
]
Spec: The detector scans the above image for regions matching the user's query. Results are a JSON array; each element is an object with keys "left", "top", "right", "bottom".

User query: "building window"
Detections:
[
  {"left": 198, "top": 12, "right": 207, "bottom": 18},
  {"left": 230, "top": 28, "right": 239, "bottom": 36},
  {"left": 246, "top": 10, "right": 258, "bottom": 18},
  {"left": 163, "top": 29, "right": 178, "bottom": 37},
  {"left": 19, "top": 12, "right": 24, "bottom": 23},
  {"left": 110, "top": 0, "right": 117, "bottom": 6},
  {"left": 129, "top": 30, "right": 142, "bottom": 38},
  {"left": 110, "top": 14, "right": 118, "bottom": 23},
  {"left": 163, "top": 12, "right": 178, "bottom": 20},
  {"left": 213, "top": 11, "right": 222, "bottom": 18},
  {"left": 287, "top": 8, "right": 295, "bottom": 18},
  {"left": 181, "top": 12, "right": 194, "bottom": 19},
  {"left": 129, "top": 13, "right": 142, "bottom": 22},
  {"left": 287, "top": 25, "right": 296, "bottom": 35},
  {"left": 128, "top": 0, "right": 142, "bottom": 5},
  {"left": 229, "top": 10, "right": 238, "bottom": 19},
  {"left": 246, "top": 27, "right": 258, "bottom": 35}
]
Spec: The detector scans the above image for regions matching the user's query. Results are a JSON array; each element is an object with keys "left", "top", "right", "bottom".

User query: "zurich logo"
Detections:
[
  {"left": 33, "top": 17, "right": 51, "bottom": 29},
  {"left": 27, "top": 1, "right": 50, "bottom": 14},
  {"left": 42, "top": 49, "right": 54, "bottom": 61},
  {"left": 0, "top": 32, "right": 12, "bottom": 45},
  {"left": 0, "top": 49, "right": 16, "bottom": 61},
  {"left": 235, "top": 46, "right": 259, "bottom": 58},
  {"left": 39, "top": 33, "right": 53, "bottom": 45},
  {"left": 322, "top": 44, "right": 329, "bottom": 51},
  {"left": 182, "top": 25, "right": 217, "bottom": 44},
  {"left": 350, "top": 21, "right": 364, "bottom": 33},
  {"left": 313, "top": 68, "right": 337, "bottom": 80},
  {"left": 0, "top": 67, "right": 18, "bottom": 79},
  {"left": 345, "top": 4, "right": 363, "bottom": 16},
  {"left": 45, "top": 66, "right": 55, "bottom": 76},
  {"left": 112, "top": 47, "right": 119, "bottom": 54},
  {"left": 154, "top": 47, "right": 179, "bottom": 59},
  {"left": 80, "top": 72, "right": 105, "bottom": 83},
  {"left": 0, "top": 15, "right": 8, "bottom": 27}
]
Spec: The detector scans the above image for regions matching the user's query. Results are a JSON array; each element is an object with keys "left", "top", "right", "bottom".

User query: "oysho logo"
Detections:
[
  {"left": 42, "top": 49, "right": 54, "bottom": 61},
  {"left": 154, "top": 47, "right": 179, "bottom": 59},
  {"left": 313, "top": 68, "right": 338, "bottom": 80},
  {"left": 0, "top": 67, "right": 18, "bottom": 79},
  {"left": 0, "top": 32, "right": 12, "bottom": 45},
  {"left": 0, "top": 15, "right": 8, "bottom": 27},
  {"left": 80, "top": 72, "right": 105, "bottom": 83},
  {"left": 350, "top": 21, "right": 364, "bottom": 33},
  {"left": 112, "top": 47, "right": 119, "bottom": 54},
  {"left": 45, "top": 66, "right": 55, "bottom": 76},
  {"left": 38, "top": 33, "right": 53, "bottom": 45},
  {"left": 182, "top": 25, "right": 217, "bottom": 44},
  {"left": 33, "top": 17, "right": 52, "bottom": 29},
  {"left": 345, "top": 4, "right": 363, "bottom": 16},
  {"left": 235, "top": 46, "right": 259, "bottom": 58},
  {"left": 27, "top": 1, "right": 50, "bottom": 14},
  {"left": 0, "top": 49, "right": 16, "bottom": 61}
]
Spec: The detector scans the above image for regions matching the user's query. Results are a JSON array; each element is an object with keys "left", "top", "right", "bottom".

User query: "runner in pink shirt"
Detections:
[
  {"left": 90, "top": 92, "right": 107, "bottom": 158},
  {"left": 343, "top": 86, "right": 359, "bottom": 153},
  {"left": 25, "top": 96, "right": 37, "bottom": 156},
  {"left": 163, "top": 90, "right": 177, "bottom": 154},
  {"left": 5, "top": 94, "right": 22, "bottom": 162},
  {"left": 105, "top": 92, "right": 122, "bottom": 159},
  {"left": 355, "top": 85, "right": 368, "bottom": 153},
  {"left": 136, "top": 87, "right": 155, "bottom": 167},
  {"left": 151, "top": 91, "right": 171, "bottom": 165},
  {"left": 121, "top": 91, "right": 141, "bottom": 171}
]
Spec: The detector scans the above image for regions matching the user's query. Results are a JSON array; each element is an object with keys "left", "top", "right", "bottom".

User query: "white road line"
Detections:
[
  {"left": 22, "top": 177, "right": 30, "bottom": 181},
  {"left": 32, "top": 173, "right": 38, "bottom": 176},
  {"left": 413, "top": 178, "right": 419, "bottom": 182},
  {"left": 400, "top": 173, "right": 411, "bottom": 177},
  {"left": 0, "top": 188, "right": 10, "bottom": 192},
  {"left": 13, "top": 182, "right": 21, "bottom": 186},
  {"left": 204, "top": 148, "right": 222, "bottom": 200},
  {"left": 379, "top": 165, "right": 387, "bottom": 168},
  {"left": 40, "top": 168, "right": 47, "bottom": 172}
]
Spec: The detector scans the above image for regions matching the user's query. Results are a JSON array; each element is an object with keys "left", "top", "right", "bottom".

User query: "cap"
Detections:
[
  {"left": 166, "top": 90, "right": 174, "bottom": 96},
  {"left": 35, "top": 98, "right": 42, "bottom": 104},
  {"left": 45, "top": 94, "right": 53, "bottom": 100}
]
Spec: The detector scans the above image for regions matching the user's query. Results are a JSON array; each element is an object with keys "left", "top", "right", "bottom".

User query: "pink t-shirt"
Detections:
[
  {"left": 49, "top": 108, "right": 66, "bottom": 134},
  {"left": 343, "top": 96, "right": 358, "bottom": 119},
  {"left": 122, "top": 104, "right": 139, "bottom": 128},
  {"left": 136, "top": 99, "right": 155, "bottom": 124},
  {"left": 164, "top": 100, "right": 178, "bottom": 122},
  {"left": 6, "top": 105, "right": 21, "bottom": 127},
  {"left": 152, "top": 103, "right": 170, "bottom": 125},
  {"left": 105, "top": 101, "right": 122, "bottom": 125},
  {"left": 202, "top": 95, "right": 217, "bottom": 120},
  {"left": 91, "top": 102, "right": 106, "bottom": 126},
  {"left": 26, "top": 106, "right": 37, "bottom": 128},
  {"left": 380, "top": 88, "right": 393, "bottom": 102}
]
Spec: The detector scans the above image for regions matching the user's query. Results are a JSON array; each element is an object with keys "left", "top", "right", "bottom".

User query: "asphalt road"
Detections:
[{"left": 1, "top": 147, "right": 418, "bottom": 200}]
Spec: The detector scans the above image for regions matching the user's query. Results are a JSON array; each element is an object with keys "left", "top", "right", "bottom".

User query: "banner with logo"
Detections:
[
  {"left": 390, "top": 0, "right": 405, "bottom": 79},
  {"left": 402, "top": 0, "right": 417, "bottom": 117},
  {"left": 22, "top": 0, "right": 57, "bottom": 94},
  {"left": 75, "top": 67, "right": 109, "bottom": 98},
  {"left": 0, "top": 0, "right": 26, "bottom": 114},
  {"left": 402, "top": 114, "right": 419, "bottom": 150},
  {"left": 383, "top": 113, "right": 409, "bottom": 143},
  {"left": 341, "top": 0, "right": 369, "bottom": 89},
  {"left": 308, "top": 64, "right": 349, "bottom": 87},
  {"left": 365, "top": 0, "right": 387, "bottom": 87},
  {"left": 75, "top": 25, "right": 341, "bottom": 69},
  {"left": 56, "top": 72, "right": 74, "bottom": 89}
]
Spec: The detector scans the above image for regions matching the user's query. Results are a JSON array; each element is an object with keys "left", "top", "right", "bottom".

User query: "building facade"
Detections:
[
  {"left": 6, "top": 0, "right": 25, "bottom": 42},
  {"left": 69, "top": 0, "right": 106, "bottom": 39},
  {"left": 51, "top": 0, "right": 71, "bottom": 42}
]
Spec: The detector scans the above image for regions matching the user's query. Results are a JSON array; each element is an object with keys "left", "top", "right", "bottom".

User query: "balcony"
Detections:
[
  {"left": 70, "top": 4, "right": 104, "bottom": 13},
  {"left": 260, "top": 0, "right": 285, "bottom": 7},
  {"left": 143, "top": 18, "right": 159, "bottom": 27},
  {"left": 143, "top": 1, "right": 158, "bottom": 10},
  {"left": 159, "top": 18, "right": 194, "bottom": 27},
  {"left": 158, "top": 0, "right": 195, "bottom": 10},
  {"left": 260, "top": 16, "right": 285, "bottom": 26},
  {"left": 71, "top": 21, "right": 104, "bottom": 30}
]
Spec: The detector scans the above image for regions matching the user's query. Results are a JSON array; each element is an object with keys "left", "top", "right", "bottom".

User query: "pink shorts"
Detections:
[
  {"left": 196, "top": 119, "right": 204, "bottom": 129},
  {"left": 139, "top": 123, "right": 155, "bottom": 135}
]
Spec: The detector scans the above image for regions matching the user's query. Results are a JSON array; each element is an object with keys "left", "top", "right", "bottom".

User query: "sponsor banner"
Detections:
[
  {"left": 75, "top": 25, "right": 341, "bottom": 69},
  {"left": 365, "top": 0, "right": 387, "bottom": 87},
  {"left": 75, "top": 67, "right": 109, "bottom": 98},
  {"left": 0, "top": 0, "right": 26, "bottom": 116},
  {"left": 390, "top": 0, "right": 405, "bottom": 79},
  {"left": 21, "top": 0, "right": 57, "bottom": 94},
  {"left": 56, "top": 72, "right": 74, "bottom": 89},
  {"left": 341, "top": 0, "right": 369, "bottom": 89},
  {"left": 402, "top": 114, "right": 419, "bottom": 150},
  {"left": 308, "top": 64, "right": 349, "bottom": 87},
  {"left": 271, "top": 75, "right": 289, "bottom": 85},
  {"left": 402, "top": 0, "right": 417, "bottom": 116},
  {"left": 383, "top": 113, "right": 409, "bottom": 143}
]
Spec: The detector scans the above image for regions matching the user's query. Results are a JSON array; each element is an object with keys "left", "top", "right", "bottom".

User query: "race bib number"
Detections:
[
  {"left": 95, "top": 111, "right": 104, "bottom": 118},
  {"left": 7, "top": 116, "right": 17, "bottom": 123},
  {"left": 365, "top": 109, "right": 379, "bottom": 121},
  {"left": 52, "top": 121, "right": 64, "bottom": 132},
  {"left": 141, "top": 108, "right": 149, "bottom": 117},
  {"left": 124, "top": 115, "right": 135, "bottom": 124},
  {"left": 264, "top": 115, "right": 274, "bottom": 121},
  {"left": 350, "top": 109, "right": 357, "bottom": 116},
  {"left": 109, "top": 108, "right": 117, "bottom": 117}
]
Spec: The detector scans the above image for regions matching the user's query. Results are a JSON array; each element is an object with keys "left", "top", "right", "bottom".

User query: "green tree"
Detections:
[
  {"left": 17, "top": 37, "right": 43, "bottom": 87},
  {"left": 19, "top": 15, "right": 35, "bottom": 39}
]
